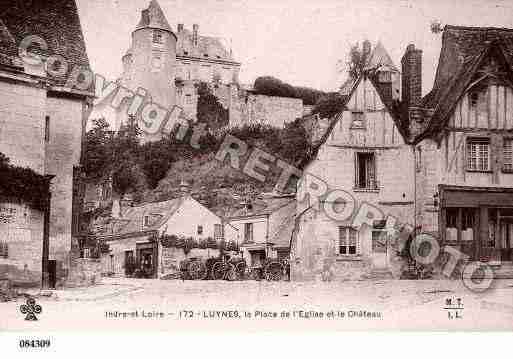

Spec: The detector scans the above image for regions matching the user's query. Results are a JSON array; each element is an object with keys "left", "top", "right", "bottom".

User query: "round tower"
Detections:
[{"left": 127, "top": 0, "right": 176, "bottom": 110}]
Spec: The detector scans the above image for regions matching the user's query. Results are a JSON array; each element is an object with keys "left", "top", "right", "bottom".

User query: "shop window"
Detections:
[
  {"left": 355, "top": 152, "right": 377, "bottom": 190},
  {"left": 445, "top": 208, "right": 476, "bottom": 242},
  {"left": 244, "top": 223, "right": 253, "bottom": 243},
  {"left": 0, "top": 241, "right": 8, "bottom": 258},
  {"left": 339, "top": 227, "right": 358, "bottom": 255},
  {"left": 504, "top": 138, "right": 513, "bottom": 172},
  {"left": 467, "top": 138, "right": 490, "bottom": 171}
]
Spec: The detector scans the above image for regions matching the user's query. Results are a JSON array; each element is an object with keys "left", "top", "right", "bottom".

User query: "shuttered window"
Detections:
[
  {"left": 355, "top": 152, "right": 377, "bottom": 189},
  {"left": 504, "top": 139, "right": 513, "bottom": 172},
  {"left": 339, "top": 227, "right": 358, "bottom": 255},
  {"left": 467, "top": 138, "right": 490, "bottom": 171}
]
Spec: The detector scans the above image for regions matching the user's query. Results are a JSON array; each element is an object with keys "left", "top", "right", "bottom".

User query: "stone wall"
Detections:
[
  {"left": 66, "top": 258, "right": 102, "bottom": 287},
  {"left": 45, "top": 95, "right": 85, "bottom": 280}
]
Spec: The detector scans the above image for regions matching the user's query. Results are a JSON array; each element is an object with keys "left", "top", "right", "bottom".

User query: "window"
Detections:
[
  {"left": 214, "top": 224, "right": 223, "bottom": 241},
  {"left": 0, "top": 241, "right": 8, "bottom": 258},
  {"left": 504, "top": 138, "right": 513, "bottom": 172},
  {"left": 351, "top": 111, "right": 365, "bottom": 129},
  {"left": 415, "top": 146, "right": 422, "bottom": 172},
  {"left": 339, "top": 227, "right": 358, "bottom": 255},
  {"left": 355, "top": 152, "right": 377, "bottom": 190},
  {"left": 244, "top": 223, "right": 253, "bottom": 243},
  {"left": 469, "top": 91, "right": 479, "bottom": 107},
  {"left": 378, "top": 71, "right": 392, "bottom": 83},
  {"left": 197, "top": 225, "right": 203, "bottom": 235},
  {"left": 152, "top": 30, "right": 163, "bottom": 44},
  {"left": 44, "top": 116, "right": 50, "bottom": 142},
  {"left": 144, "top": 215, "right": 150, "bottom": 227},
  {"left": 185, "top": 94, "right": 193, "bottom": 104},
  {"left": 467, "top": 138, "right": 490, "bottom": 171}
]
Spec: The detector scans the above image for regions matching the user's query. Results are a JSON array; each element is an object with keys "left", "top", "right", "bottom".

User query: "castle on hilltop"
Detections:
[{"left": 92, "top": 0, "right": 305, "bottom": 140}]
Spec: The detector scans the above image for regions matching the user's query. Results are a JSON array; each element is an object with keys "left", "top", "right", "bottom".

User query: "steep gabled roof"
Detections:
[
  {"left": 177, "top": 27, "right": 236, "bottom": 63},
  {"left": 416, "top": 25, "right": 513, "bottom": 142},
  {"left": 299, "top": 72, "right": 408, "bottom": 169},
  {"left": 0, "top": 0, "right": 90, "bottom": 69},
  {"left": 366, "top": 41, "right": 399, "bottom": 72},
  {"left": 113, "top": 198, "right": 183, "bottom": 236},
  {"left": 135, "top": 0, "right": 174, "bottom": 34}
]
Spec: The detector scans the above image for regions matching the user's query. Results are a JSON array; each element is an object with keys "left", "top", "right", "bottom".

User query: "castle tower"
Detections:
[{"left": 123, "top": 0, "right": 177, "bottom": 112}]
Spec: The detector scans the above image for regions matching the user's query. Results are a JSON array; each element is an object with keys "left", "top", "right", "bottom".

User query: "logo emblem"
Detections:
[{"left": 20, "top": 297, "right": 42, "bottom": 321}]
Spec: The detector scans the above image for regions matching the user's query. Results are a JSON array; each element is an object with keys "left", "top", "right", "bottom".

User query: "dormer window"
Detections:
[
  {"left": 153, "top": 30, "right": 163, "bottom": 44},
  {"left": 378, "top": 71, "right": 392, "bottom": 83}
]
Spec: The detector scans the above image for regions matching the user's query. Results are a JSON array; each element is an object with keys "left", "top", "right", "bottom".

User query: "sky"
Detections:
[{"left": 76, "top": 0, "right": 513, "bottom": 93}]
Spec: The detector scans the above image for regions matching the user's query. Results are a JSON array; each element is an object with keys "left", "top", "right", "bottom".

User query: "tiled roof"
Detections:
[
  {"left": 0, "top": 0, "right": 91, "bottom": 86},
  {"left": 177, "top": 28, "right": 236, "bottom": 63},
  {"left": 227, "top": 196, "right": 295, "bottom": 219},
  {"left": 113, "top": 198, "right": 183, "bottom": 236},
  {"left": 135, "top": 0, "right": 173, "bottom": 34},
  {"left": 416, "top": 25, "right": 513, "bottom": 142}
]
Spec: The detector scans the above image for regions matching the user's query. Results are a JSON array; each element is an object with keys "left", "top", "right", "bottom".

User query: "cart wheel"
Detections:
[
  {"left": 211, "top": 262, "right": 225, "bottom": 280},
  {"left": 235, "top": 262, "right": 246, "bottom": 280},
  {"left": 249, "top": 268, "right": 262, "bottom": 281},
  {"left": 188, "top": 261, "right": 208, "bottom": 280},
  {"left": 265, "top": 261, "right": 284, "bottom": 281},
  {"left": 225, "top": 263, "right": 237, "bottom": 281}
]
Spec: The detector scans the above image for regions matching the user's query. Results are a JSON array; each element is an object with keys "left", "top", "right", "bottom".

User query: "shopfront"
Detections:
[{"left": 440, "top": 185, "right": 513, "bottom": 263}]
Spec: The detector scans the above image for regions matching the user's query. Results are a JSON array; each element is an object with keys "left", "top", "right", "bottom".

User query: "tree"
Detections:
[
  {"left": 253, "top": 76, "right": 298, "bottom": 98},
  {"left": 139, "top": 140, "right": 174, "bottom": 189},
  {"left": 312, "top": 92, "right": 347, "bottom": 119},
  {"left": 82, "top": 118, "right": 113, "bottom": 180},
  {"left": 196, "top": 82, "right": 229, "bottom": 131},
  {"left": 345, "top": 40, "right": 372, "bottom": 80}
]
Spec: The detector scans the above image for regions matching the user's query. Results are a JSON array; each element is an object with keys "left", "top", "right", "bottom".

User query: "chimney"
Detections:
[
  {"left": 179, "top": 179, "right": 190, "bottom": 197},
  {"left": 401, "top": 44, "right": 422, "bottom": 107},
  {"left": 177, "top": 23, "right": 183, "bottom": 32},
  {"left": 192, "top": 24, "right": 199, "bottom": 46}
]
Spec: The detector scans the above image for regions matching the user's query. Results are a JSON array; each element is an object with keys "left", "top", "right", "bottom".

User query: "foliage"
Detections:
[
  {"left": 196, "top": 82, "right": 229, "bottom": 131},
  {"left": 139, "top": 140, "right": 174, "bottom": 189},
  {"left": 346, "top": 40, "right": 372, "bottom": 80},
  {"left": 82, "top": 118, "right": 113, "bottom": 180},
  {"left": 0, "top": 152, "right": 50, "bottom": 210},
  {"left": 253, "top": 76, "right": 326, "bottom": 105},
  {"left": 312, "top": 92, "right": 347, "bottom": 119}
]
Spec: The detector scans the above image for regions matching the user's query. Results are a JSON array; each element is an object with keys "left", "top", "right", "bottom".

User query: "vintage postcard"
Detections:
[{"left": 1, "top": 0, "right": 513, "bottom": 347}]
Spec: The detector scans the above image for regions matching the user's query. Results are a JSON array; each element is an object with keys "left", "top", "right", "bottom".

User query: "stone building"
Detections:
[
  {"left": 292, "top": 26, "right": 513, "bottom": 282},
  {"left": 0, "top": 0, "right": 93, "bottom": 287},
  {"left": 91, "top": 0, "right": 304, "bottom": 140},
  {"left": 226, "top": 194, "right": 295, "bottom": 268},
  {"left": 291, "top": 42, "right": 412, "bottom": 281},
  {"left": 408, "top": 26, "right": 513, "bottom": 277},
  {"left": 98, "top": 188, "right": 230, "bottom": 278}
]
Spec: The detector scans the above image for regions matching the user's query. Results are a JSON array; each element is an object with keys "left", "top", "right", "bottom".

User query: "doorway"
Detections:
[
  {"left": 500, "top": 216, "right": 513, "bottom": 262},
  {"left": 136, "top": 242, "right": 158, "bottom": 278},
  {"left": 371, "top": 230, "right": 388, "bottom": 269}
]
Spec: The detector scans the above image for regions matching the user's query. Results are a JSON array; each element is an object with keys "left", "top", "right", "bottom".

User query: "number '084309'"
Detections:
[{"left": 19, "top": 339, "right": 51, "bottom": 349}]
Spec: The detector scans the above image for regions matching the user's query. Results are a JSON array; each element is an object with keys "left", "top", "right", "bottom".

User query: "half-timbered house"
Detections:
[{"left": 411, "top": 26, "right": 513, "bottom": 275}]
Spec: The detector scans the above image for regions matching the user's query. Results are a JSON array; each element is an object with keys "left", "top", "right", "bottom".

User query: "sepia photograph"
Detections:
[{"left": 0, "top": 0, "right": 512, "bottom": 355}]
